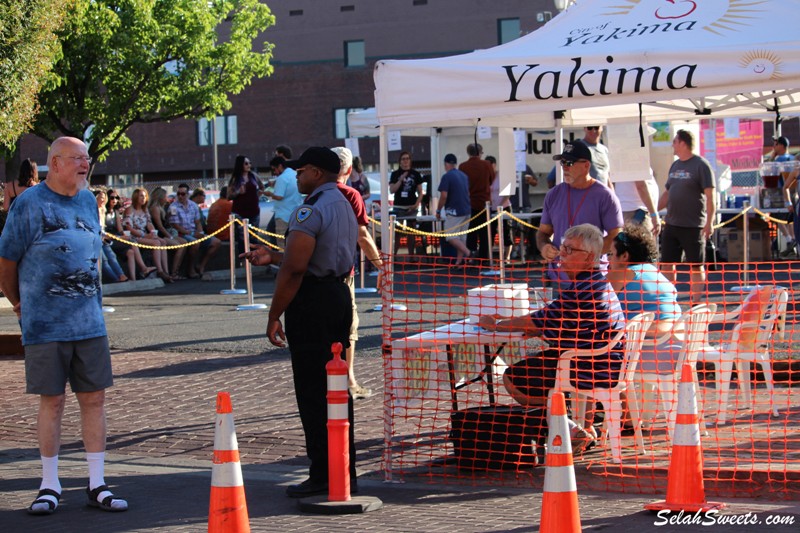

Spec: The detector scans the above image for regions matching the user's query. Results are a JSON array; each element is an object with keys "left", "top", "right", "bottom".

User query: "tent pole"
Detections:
[
  {"left": 555, "top": 112, "right": 565, "bottom": 185},
  {"left": 430, "top": 128, "right": 442, "bottom": 211}
]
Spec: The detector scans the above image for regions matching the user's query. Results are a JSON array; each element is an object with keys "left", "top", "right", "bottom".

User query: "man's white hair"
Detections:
[
  {"left": 331, "top": 147, "right": 353, "bottom": 176},
  {"left": 563, "top": 223, "right": 603, "bottom": 262}
]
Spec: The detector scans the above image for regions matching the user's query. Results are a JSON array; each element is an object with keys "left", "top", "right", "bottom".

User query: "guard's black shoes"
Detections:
[{"left": 285, "top": 478, "right": 328, "bottom": 498}]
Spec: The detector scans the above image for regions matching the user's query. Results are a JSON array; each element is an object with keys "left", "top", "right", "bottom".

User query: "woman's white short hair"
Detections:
[{"left": 563, "top": 224, "right": 604, "bottom": 261}]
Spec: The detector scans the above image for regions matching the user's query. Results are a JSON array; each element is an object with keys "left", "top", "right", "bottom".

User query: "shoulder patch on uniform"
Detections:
[{"left": 296, "top": 207, "right": 313, "bottom": 223}]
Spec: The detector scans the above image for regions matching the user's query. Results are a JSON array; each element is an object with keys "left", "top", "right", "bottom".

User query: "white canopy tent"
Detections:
[{"left": 372, "top": 0, "right": 800, "bottom": 248}]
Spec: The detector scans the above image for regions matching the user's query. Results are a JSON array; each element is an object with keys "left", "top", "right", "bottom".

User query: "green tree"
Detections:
[
  {"left": 0, "top": 0, "right": 70, "bottom": 150},
  {"left": 33, "top": 0, "right": 275, "bottom": 166}
]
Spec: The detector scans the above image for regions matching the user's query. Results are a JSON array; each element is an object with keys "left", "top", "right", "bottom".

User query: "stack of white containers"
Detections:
[{"left": 467, "top": 283, "right": 530, "bottom": 323}]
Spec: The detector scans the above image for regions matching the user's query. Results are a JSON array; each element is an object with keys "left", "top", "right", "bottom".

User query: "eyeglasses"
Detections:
[
  {"left": 559, "top": 243, "right": 590, "bottom": 256},
  {"left": 55, "top": 155, "right": 93, "bottom": 164},
  {"left": 400, "top": 156, "right": 411, "bottom": 161},
  {"left": 108, "top": 196, "right": 119, "bottom": 200},
  {"left": 560, "top": 159, "right": 588, "bottom": 168},
  {"left": 177, "top": 191, "right": 187, "bottom": 196},
  {"left": 586, "top": 126, "right": 600, "bottom": 131},
  {"left": 244, "top": 161, "right": 251, "bottom": 165}
]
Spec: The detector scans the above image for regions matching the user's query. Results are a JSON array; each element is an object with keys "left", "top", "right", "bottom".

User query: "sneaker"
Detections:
[
  {"left": 780, "top": 245, "right": 797, "bottom": 259},
  {"left": 349, "top": 385, "right": 373, "bottom": 400}
]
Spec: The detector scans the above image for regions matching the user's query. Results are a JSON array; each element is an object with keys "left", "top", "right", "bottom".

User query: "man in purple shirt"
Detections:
[{"left": 536, "top": 140, "right": 623, "bottom": 280}]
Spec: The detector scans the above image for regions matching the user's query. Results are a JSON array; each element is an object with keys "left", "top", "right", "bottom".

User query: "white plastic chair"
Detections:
[
  {"left": 638, "top": 304, "right": 717, "bottom": 440},
  {"left": 698, "top": 286, "right": 787, "bottom": 424},
  {"left": 551, "top": 312, "right": 654, "bottom": 464}
]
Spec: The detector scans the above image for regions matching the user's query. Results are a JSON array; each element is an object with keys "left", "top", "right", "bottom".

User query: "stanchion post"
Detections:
[
  {"left": 498, "top": 208, "right": 506, "bottom": 283},
  {"left": 221, "top": 215, "right": 246, "bottom": 295},
  {"left": 236, "top": 219, "right": 267, "bottom": 311},
  {"left": 485, "top": 201, "right": 494, "bottom": 271},
  {"left": 743, "top": 202, "right": 750, "bottom": 287}
]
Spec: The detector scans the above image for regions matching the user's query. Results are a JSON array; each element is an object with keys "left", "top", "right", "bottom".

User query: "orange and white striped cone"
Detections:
[
  {"left": 208, "top": 392, "right": 250, "bottom": 533},
  {"left": 539, "top": 392, "right": 581, "bottom": 533},
  {"left": 645, "top": 364, "right": 725, "bottom": 513}
]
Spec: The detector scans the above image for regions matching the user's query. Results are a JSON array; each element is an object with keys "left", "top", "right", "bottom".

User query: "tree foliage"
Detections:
[
  {"left": 0, "top": 0, "right": 70, "bottom": 150},
  {"left": 33, "top": 0, "right": 275, "bottom": 163}
]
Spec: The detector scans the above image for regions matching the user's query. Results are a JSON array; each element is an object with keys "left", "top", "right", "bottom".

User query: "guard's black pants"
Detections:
[{"left": 285, "top": 278, "right": 356, "bottom": 483}]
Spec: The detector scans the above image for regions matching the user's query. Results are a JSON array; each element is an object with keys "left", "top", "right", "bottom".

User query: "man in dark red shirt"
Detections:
[
  {"left": 332, "top": 147, "right": 383, "bottom": 400},
  {"left": 458, "top": 143, "right": 495, "bottom": 260}
]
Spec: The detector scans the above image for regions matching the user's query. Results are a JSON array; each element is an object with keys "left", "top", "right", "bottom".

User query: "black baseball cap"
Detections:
[
  {"left": 774, "top": 136, "right": 790, "bottom": 148},
  {"left": 552, "top": 140, "right": 593, "bottom": 163},
  {"left": 444, "top": 153, "right": 457, "bottom": 164},
  {"left": 284, "top": 147, "right": 341, "bottom": 174}
]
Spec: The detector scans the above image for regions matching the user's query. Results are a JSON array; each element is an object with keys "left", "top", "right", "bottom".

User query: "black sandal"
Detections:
[
  {"left": 86, "top": 484, "right": 128, "bottom": 512},
  {"left": 27, "top": 488, "right": 60, "bottom": 515}
]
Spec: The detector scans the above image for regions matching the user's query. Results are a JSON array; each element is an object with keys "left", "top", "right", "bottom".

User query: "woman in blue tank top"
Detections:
[{"left": 608, "top": 224, "right": 682, "bottom": 373}]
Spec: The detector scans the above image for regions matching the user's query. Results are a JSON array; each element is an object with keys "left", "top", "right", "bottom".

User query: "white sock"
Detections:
[
  {"left": 39, "top": 455, "right": 61, "bottom": 494},
  {"left": 86, "top": 451, "right": 106, "bottom": 490}
]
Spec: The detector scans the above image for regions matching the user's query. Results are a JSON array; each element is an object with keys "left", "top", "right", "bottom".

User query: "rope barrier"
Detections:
[
  {"left": 106, "top": 221, "right": 232, "bottom": 250},
  {"left": 393, "top": 212, "right": 504, "bottom": 238},
  {"left": 504, "top": 211, "right": 540, "bottom": 230}
]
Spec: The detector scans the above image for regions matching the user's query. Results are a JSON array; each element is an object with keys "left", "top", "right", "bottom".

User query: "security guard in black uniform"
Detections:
[{"left": 242, "top": 147, "right": 358, "bottom": 498}]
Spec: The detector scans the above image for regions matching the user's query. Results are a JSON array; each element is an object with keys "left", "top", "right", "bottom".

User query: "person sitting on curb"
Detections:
[
  {"left": 168, "top": 183, "right": 221, "bottom": 279},
  {"left": 479, "top": 223, "right": 627, "bottom": 452}
]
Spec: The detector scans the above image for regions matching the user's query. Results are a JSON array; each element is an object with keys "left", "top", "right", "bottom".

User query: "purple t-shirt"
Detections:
[
  {"left": 541, "top": 181, "right": 623, "bottom": 280},
  {"left": 541, "top": 181, "right": 623, "bottom": 246}
]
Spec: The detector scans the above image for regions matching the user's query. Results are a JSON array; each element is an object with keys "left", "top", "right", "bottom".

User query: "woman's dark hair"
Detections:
[
  {"left": 353, "top": 156, "right": 363, "bottom": 174},
  {"left": 233, "top": 155, "right": 249, "bottom": 179},
  {"left": 18, "top": 159, "right": 38, "bottom": 187},
  {"left": 613, "top": 223, "right": 658, "bottom": 263},
  {"left": 106, "top": 188, "right": 121, "bottom": 211}
]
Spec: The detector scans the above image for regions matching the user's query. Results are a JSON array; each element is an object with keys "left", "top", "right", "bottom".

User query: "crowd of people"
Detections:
[{"left": 0, "top": 131, "right": 794, "bottom": 513}]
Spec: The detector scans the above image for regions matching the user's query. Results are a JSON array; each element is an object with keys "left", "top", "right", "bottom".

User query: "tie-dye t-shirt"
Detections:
[{"left": 0, "top": 183, "right": 106, "bottom": 345}]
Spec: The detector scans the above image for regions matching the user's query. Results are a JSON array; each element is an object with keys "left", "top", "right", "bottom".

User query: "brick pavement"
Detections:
[{"left": 1, "top": 349, "right": 798, "bottom": 532}]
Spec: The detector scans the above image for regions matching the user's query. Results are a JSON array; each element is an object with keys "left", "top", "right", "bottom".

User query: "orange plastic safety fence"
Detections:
[{"left": 380, "top": 251, "right": 800, "bottom": 499}]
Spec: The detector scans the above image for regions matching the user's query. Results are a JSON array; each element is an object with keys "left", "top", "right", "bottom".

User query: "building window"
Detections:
[
  {"left": 340, "top": 5, "right": 355, "bottom": 12},
  {"left": 289, "top": 9, "right": 303, "bottom": 16},
  {"left": 334, "top": 107, "right": 369, "bottom": 139},
  {"left": 344, "top": 40, "right": 365, "bottom": 67},
  {"left": 412, "top": 0, "right": 428, "bottom": 5},
  {"left": 498, "top": 18, "right": 521, "bottom": 44},
  {"left": 198, "top": 116, "right": 238, "bottom": 146}
]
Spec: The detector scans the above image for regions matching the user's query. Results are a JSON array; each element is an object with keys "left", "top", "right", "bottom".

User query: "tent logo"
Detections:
[
  {"left": 502, "top": 56, "right": 697, "bottom": 102},
  {"left": 600, "top": 0, "right": 767, "bottom": 36},
  {"left": 739, "top": 50, "right": 783, "bottom": 80}
]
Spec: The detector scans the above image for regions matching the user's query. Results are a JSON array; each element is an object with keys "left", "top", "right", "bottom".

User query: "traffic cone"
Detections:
[
  {"left": 208, "top": 392, "right": 250, "bottom": 532},
  {"left": 645, "top": 364, "right": 726, "bottom": 513},
  {"left": 539, "top": 392, "right": 581, "bottom": 533}
]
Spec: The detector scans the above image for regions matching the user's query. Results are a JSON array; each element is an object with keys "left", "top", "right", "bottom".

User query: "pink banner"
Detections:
[{"left": 700, "top": 119, "right": 763, "bottom": 172}]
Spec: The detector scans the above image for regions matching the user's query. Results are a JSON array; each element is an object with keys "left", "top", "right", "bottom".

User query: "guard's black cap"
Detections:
[
  {"left": 552, "top": 140, "right": 593, "bottom": 163},
  {"left": 284, "top": 147, "right": 341, "bottom": 174}
]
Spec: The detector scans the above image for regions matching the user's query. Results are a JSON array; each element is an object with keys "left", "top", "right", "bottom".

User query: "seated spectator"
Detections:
[
  {"left": 190, "top": 188, "right": 209, "bottom": 232},
  {"left": 105, "top": 189, "right": 156, "bottom": 280},
  {"left": 206, "top": 186, "right": 233, "bottom": 240},
  {"left": 148, "top": 187, "right": 187, "bottom": 278},
  {"left": 123, "top": 188, "right": 173, "bottom": 283},
  {"left": 93, "top": 190, "right": 128, "bottom": 283},
  {"left": 169, "top": 183, "right": 221, "bottom": 278},
  {"left": 479, "top": 224, "right": 626, "bottom": 451},
  {"left": 607, "top": 224, "right": 682, "bottom": 373}
]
